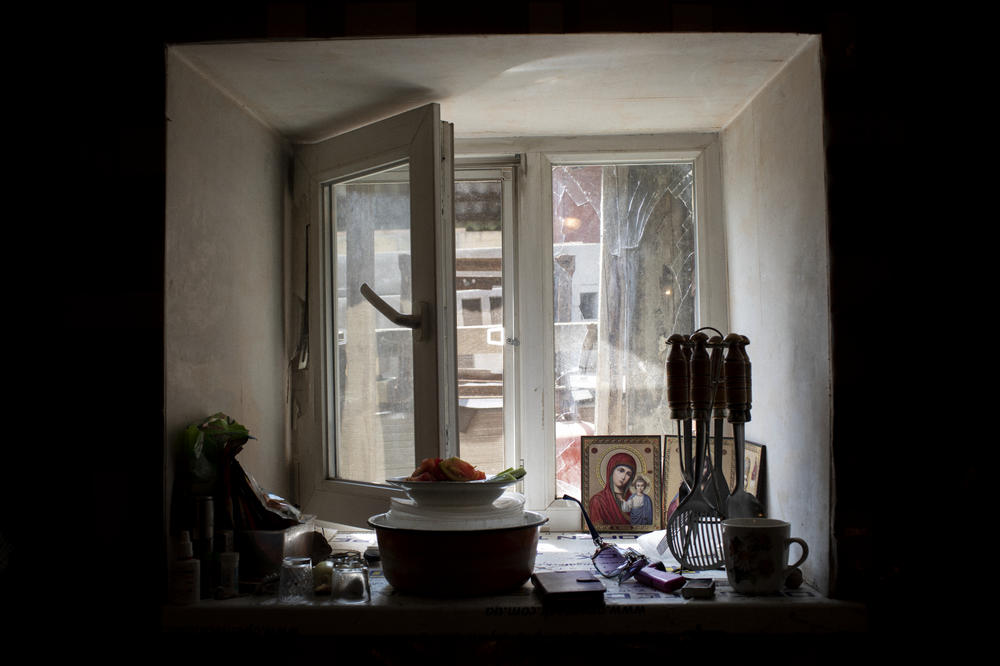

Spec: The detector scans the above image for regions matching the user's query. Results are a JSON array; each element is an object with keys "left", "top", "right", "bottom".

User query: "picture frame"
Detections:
[
  {"left": 743, "top": 441, "right": 766, "bottom": 513},
  {"left": 661, "top": 434, "right": 765, "bottom": 523},
  {"left": 580, "top": 435, "right": 661, "bottom": 532}
]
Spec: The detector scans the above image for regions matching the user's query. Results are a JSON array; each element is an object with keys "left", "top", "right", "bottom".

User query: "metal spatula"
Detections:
[
  {"left": 708, "top": 335, "right": 729, "bottom": 515},
  {"left": 665, "top": 333, "right": 725, "bottom": 569},
  {"left": 665, "top": 334, "right": 693, "bottom": 503}
]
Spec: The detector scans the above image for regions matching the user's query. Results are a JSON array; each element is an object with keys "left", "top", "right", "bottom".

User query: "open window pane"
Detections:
[
  {"left": 327, "top": 164, "right": 416, "bottom": 483},
  {"left": 552, "top": 163, "right": 696, "bottom": 499},
  {"left": 294, "top": 104, "right": 455, "bottom": 527},
  {"left": 454, "top": 177, "right": 505, "bottom": 475}
]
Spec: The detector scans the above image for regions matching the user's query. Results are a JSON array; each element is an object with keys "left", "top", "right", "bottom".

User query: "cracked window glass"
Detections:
[{"left": 552, "top": 163, "right": 696, "bottom": 499}]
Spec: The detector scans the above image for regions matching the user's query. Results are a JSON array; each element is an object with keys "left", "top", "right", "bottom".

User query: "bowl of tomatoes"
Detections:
[
  {"left": 370, "top": 457, "right": 544, "bottom": 596},
  {"left": 386, "top": 457, "right": 526, "bottom": 507}
]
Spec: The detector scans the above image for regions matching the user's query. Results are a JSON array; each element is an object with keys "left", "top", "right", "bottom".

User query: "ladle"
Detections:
[{"left": 723, "top": 334, "right": 765, "bottom": 519}]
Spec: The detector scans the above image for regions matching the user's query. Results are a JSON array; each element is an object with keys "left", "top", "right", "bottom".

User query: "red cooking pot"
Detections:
[{"left": 368, "top": 511, "right": 548, "bottom": 597}]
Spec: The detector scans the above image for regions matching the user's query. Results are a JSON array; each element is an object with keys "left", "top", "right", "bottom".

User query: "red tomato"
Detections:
[
  {"left": 407, "top": 457, "right": 444, "bottom": 481},
  {"left": 407, "top": 456, "right": 483, "bottom": 481},
  {"left": 430, "top": 458, "right": 448, "bottom": 481},
  {"left": 439, "top": 457, "right": 480, "bottom": 481}
]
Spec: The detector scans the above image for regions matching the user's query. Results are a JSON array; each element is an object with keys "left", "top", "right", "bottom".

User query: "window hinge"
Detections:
[{"left": 506, "top": 337, "right": 520, "bottom": 347}]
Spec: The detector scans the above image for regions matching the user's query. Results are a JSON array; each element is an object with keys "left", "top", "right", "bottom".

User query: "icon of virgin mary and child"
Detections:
[{"left": 587, "top": 451, "right": 653, "bottom": 526}]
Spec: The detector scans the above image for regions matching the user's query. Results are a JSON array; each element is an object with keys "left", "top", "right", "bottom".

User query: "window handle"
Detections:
[{"left": 359, "top": 283, "right": 431, "bottom": 341}]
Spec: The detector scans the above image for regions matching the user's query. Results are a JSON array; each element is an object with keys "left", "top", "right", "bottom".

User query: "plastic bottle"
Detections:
[
  {"left": 212, "top": 529, "right": 236, "bottom": 598},
  {"left": 218, "top": 551, "right": 239, "bottom": 598},
  {"left": 169, "top": 531, "right": 200, "bottom": 605},
  {"left": 193, "top": 495, "right": 214, "bottom": 598}
]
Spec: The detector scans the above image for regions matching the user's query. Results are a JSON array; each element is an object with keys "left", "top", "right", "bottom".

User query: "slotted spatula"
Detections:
[
  {"left": 665, "top": 421, "right": 725, "bottom": 568},
  {"left": 665, "top": 333, "right": 725, "bottom": 569}
]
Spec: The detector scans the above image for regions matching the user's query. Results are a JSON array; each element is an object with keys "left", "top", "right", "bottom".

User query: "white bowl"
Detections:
[
  {"left": 383, "top": 493, "right": 526, "bottom": 530},
  {"left": 385, "top": 476, "right": 518, "bottom": 507}
]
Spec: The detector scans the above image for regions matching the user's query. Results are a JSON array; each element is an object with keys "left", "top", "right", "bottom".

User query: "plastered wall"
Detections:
[
  {"left": 720, "top": 38, "right": 832, "bottom": 592},
  {"left": 164, "top": 50, "right": 290, "bottom": 540}
]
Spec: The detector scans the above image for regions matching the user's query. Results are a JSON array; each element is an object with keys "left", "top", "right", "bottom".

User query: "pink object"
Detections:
[
  {"left": 555, "top": 418, "right": 594, "bottom": 492},
  {"left": 634, "top": 565, "right": 685, "bottom": 593}
]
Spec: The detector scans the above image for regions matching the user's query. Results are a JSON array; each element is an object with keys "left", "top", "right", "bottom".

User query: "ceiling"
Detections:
[{"left": 171, "top": 33, "right": 815, "bottom": 143}]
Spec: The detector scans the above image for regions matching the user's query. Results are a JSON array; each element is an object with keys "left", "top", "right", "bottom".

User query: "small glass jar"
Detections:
[
  {"left": 333, "top": 559, "right": 370, "bottom": 603},
  {"left": 278, "top": 556, "right": 313, "bottom": 603}
]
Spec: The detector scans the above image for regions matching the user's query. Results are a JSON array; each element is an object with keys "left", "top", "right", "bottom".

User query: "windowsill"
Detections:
[{"left": 161, "top": 531, "right": 867, "bottom": 638}]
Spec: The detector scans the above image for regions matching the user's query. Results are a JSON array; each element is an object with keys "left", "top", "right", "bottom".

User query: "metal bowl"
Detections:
[{"left": 368, "top": 511, "right": 548, "bottom": 597}]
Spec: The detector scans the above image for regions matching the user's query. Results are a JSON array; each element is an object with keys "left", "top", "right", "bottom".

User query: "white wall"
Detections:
[
  {"left": 720, "top": 37, "right": 832, "bottom": 592},
  {"left": 164, "top": 51, "right": 290, "bottom": 536}
]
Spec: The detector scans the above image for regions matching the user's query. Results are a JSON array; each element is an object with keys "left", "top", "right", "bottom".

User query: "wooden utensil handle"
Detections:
[
  {"left": 689, "top": 332, "right": 712, "bottom": 419},
  {"left": 724, "top": 333, "right": 749, "bottom": 423},
  {"left": 665, "top": 334, "right": 691, "bottom": 420},
  {"left": 709, "top": 335, "right": 727, "bottom": 419},
  {"left": 740, "top": 335, "right": 752, "bottom": 416}
]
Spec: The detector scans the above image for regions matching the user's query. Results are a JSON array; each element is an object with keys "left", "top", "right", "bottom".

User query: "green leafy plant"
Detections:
[{"left": 179, "top": 412, "right": 253, "bottom": 494}]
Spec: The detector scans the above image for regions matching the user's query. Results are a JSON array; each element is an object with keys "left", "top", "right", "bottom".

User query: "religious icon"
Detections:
[{"left": 581, "top": 435, "right": 661, "bottom": 532}]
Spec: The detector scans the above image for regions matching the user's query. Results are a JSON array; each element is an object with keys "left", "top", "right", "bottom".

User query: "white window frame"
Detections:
[
  {"left": 457, "top": 135, "right": 728, "bottom": 531},
  {"left": 292, "top": 104, "right": 458, "bottom": 527},
  {"left": 293, "top": 125, "right": 728, "bottom": 530},
  {"left": 453, "top": 162, "right": 520, "bottom": 474}
]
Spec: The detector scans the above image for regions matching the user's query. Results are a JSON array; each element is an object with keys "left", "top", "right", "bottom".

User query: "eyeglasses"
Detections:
[{"left": 562, "top": 494, "right": 649, "bottom": 583}]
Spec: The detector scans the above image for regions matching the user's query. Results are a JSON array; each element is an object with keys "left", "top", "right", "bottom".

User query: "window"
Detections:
[
  {"left": 512, "top": 148, "right": 720, "bottom": 529},
  {"left": 453, "top": 167, "right": 516, "bottom": 477},
  {"left": 294, "top": 104, "right": 459, "bottom": 526},
  {"left": 325, "top": 165, "right": 428, "bottom": 483},
  {"left": 550, "top": 162, "right": 697, "bottom": 501},
  {"left": 294, "top": 106, "right": 724, "bottom": 528}
]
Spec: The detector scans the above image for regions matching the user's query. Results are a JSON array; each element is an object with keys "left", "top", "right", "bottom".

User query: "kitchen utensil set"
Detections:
[{"left": 663, "top": 328, "right": 761, "bottom": 569}]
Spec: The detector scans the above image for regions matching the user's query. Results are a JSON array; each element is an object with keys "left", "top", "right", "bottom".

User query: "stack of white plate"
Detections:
[{"left": 383, "top": 492, "right": 527, "bottom": 531}]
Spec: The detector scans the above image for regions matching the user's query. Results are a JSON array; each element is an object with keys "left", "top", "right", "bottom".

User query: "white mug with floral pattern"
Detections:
[{"left": 722, "top": 518, "right": 808, "bottom": 595}]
